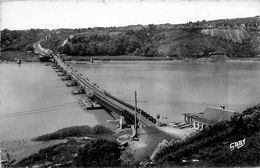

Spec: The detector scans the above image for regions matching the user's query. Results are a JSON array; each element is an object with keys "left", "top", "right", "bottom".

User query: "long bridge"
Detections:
[{"left": 34, "top": 42, "right": 157, "bottom": 127}]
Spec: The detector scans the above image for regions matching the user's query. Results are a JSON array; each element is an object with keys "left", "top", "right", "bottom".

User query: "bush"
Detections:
[
  {"left": 33, "top": 125, "right": 113, "bottom": 141},
  {"left": 77, "top": 139, "right": 121, "bottom": 167}
]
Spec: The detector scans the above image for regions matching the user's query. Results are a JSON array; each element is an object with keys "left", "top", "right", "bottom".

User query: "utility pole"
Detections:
[{"left": 134, "top": 91, "right": 138, "bottom": 137}]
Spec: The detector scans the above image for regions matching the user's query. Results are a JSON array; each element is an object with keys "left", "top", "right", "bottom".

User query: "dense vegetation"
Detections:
[
  {"left": 16, "top": 138, "right": 122, "bottom": 167},
  {"left": 40, "top": 29, "right": 82, "bottom": 52},
  {"left": 47, "top": 16, "right": 260, "bottom": 58},
  {"left": 33, "top": 125, "right": 113, "bottom": 141},
  {"left": 77, "top": 139, "right": 121, "bottom": 167},
  {"left": 1, "top": 16, "right": 259, "bottom": 59},
  {"left": 60, "top": 27, "right": 259, "bottom": 58},
  {"left": 0, "top": 29, "right": 47, "bottom": 52},
  {"left": 154, "top": 103, "right": 260, "bottom": 167},
  {"left": 57, "top": 24, "right": 159, "bottom": 57}
]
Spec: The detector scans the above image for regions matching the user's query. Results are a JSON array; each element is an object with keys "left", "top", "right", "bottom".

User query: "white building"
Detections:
[{"left": 183, "top": 106, "right": 235, "bottom": 130}]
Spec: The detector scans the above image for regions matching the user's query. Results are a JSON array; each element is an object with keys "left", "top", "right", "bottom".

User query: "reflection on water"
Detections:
[
  {"left": 74, "top": 61, "right": 260, "bottom": 122},
  {"left": 1, "top": 61, "right": 260, "bottom": 140}
]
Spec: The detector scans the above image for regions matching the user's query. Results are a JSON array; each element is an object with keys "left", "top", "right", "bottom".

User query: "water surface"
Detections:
[
  {"left": 74, "top": 61, "right": 260, "bottom": 122},
  {"left": 1, "top": 61, "right": 260, "bottom": 140},
  {"left": 0, "top": 63, "right": 109, "bottom": 140}
]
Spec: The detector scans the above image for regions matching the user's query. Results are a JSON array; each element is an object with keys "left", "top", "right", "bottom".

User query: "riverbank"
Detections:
[
  {"left": 0, "top": 139, "right": 63, "bottom": 164},
  {"left": 11, "top": 137, "right": 90, "bottom": 167},
  {"left": 3, "top": 125, "right": 184, "bottom": 166},
  {"left": 63, "top": 55, "right": 260, "bottom": 63},
  {"left": 10, "top": 127, "right": 180, "bottom": 167},
  {"left": 63, "top": 55, "right": 174, "bottom": 62},
  {"left": 1, "top": 51, "right": 260, "bottom": 63},
  {"left": 0, "top": 51, "right": 39, "bottom": 62}
]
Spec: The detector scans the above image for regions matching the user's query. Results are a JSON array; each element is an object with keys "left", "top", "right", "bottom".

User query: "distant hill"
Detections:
[
  {"left": 1, "top": 16, "right": 260, "bottom": 59},
  {"left": 40, "top": 16, "right": 260, "bottom": 59},
  {"left": 153, "top": 103, "right": 260, "bottom": 167},
  {"left": 206, "top": 16, "right": 260, "bottom": 28}
]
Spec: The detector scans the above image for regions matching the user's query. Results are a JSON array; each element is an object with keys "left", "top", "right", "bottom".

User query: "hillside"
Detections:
[
  {"left": 1, "top": 16, "right": 259, "bottom": 60},
  {"left": 153, "top": 103, "right": 260, "bottom": 167},
  {"left": 39, "top": 16, "right": 260, "bottom": 59}
]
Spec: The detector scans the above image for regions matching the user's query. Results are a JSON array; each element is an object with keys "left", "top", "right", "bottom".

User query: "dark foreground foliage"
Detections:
[
  {"left": 16, "top": 138, "right": 121, "bottom": 167},
  {"left": 154, "top": 103, "right": 260, "bottom": 167},
  {"left": 77, "top": 139, "right": 121, "bottom": 167},
  {"left": 15, "top": 104, "right": 260, "bottom": 167},
  {"left": 33, "top": 125, "right": 113, "bottom": 141},
  {"left": 16, "top": 139, "right": 82, "bottom": 167}
]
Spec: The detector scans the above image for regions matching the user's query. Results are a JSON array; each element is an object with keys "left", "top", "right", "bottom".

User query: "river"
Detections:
[
  {"left": 0, "top": 63, "right": 112, "bottom": 141},
  {"left": 1, "top": 61, "right": 260, "bottom": 140},
  {"left": 73, "top": 61, "right": 260, "bottom": 123}
]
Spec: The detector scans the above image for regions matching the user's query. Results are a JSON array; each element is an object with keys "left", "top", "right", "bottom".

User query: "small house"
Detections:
[{"left": 183, "top": 106, "right": 234, "bottom": 130}]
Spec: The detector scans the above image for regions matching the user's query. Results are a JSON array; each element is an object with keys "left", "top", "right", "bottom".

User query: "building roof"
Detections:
[{"left": 184, "top": 106, "right": 235, "bottom": 125}]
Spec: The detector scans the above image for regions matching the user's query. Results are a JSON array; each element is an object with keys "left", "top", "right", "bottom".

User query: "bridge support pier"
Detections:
[
  {"left": 58, "top": 72, "right": 66, "bottom": 76},
  {"left": 66, "top": 81, "right": 77, "bottom": 87},
  {"left": 61, "top": 76, "right": 71, "bottom": 81},
  {"left": 49, "top": 53, "right": 156, "bottom": 127}
]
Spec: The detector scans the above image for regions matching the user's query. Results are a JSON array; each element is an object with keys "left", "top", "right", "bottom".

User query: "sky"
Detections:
[{"left": 0, "top": 0, "right": 260, "bottom": 30}]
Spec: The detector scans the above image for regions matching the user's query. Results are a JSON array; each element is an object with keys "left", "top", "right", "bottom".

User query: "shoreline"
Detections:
[
  {"left": 64, "top": 55, "right": 260, "bottom": 63},
  {"left": 0, "top": 138, "right": 64, "bottom": 164},
  {"left": 2, "top": 58, "right": 260, "bottom": 64},
  {"left": 1, "top": 51, "right": 260, "bottom": 63},
  {"left": 0, "top": 51, "right": 40, "bottom": 62},
  {"left": 1, "top": 125, "right": 187, "bottom": 164}
]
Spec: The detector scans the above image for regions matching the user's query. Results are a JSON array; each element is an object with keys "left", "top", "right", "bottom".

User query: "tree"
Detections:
[
  {"left": 133, "top": 48, "right": 142, "bottom": 56},
  {"left": 127, "top": 39, "right": 141, "bottom": 53},
  {"left": 61, "top": 44, "right": 71, "bottom": 54},
  {"left": 108, "top": 37, "right": 125, "bottom": 55}
]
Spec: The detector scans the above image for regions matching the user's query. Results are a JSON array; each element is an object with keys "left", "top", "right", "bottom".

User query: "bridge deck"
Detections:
[{"left": 52, "top": 54, "right": 156, "bottom": 126}]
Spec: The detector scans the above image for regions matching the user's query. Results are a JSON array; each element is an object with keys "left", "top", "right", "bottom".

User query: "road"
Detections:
[{"left": 33, "top": 41, "right": 52, "bottom": 56}]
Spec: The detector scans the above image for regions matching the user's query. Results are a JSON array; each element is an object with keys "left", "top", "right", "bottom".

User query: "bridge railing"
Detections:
[{"left": 52, "top": 53, "right": 157, "bottom": 126}]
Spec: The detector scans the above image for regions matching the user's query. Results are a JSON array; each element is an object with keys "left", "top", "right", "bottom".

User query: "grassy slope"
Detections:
[
  {"left": 152, "top": 28, "right": 259, "bottom": 58},
  {"left": 154, "top": 103, "right": 260, "bottom": 167}
]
